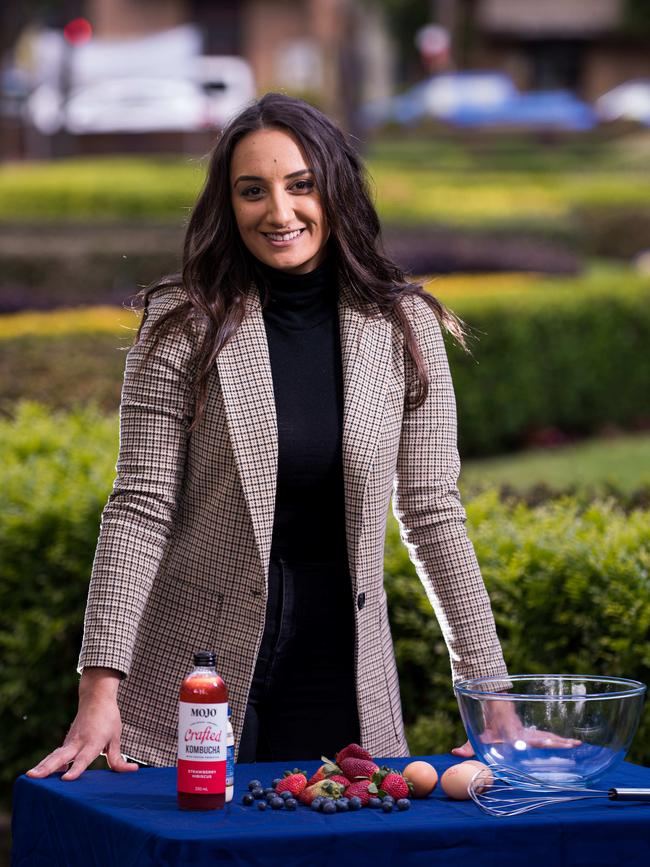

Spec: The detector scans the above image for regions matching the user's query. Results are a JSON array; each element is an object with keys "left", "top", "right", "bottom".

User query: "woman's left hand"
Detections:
[
  {"left": 450, "top": 700, "right": 582, "bottom": 757},
  {"left": 451, "top": 740, "right": 475, "bottom": 758}
]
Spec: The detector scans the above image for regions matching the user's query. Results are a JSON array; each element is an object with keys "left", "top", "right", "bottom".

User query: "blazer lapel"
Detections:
[
  {"left": 216, "top": 281, "right": 392, "bottom": 589},
  {"left": 339, "top": 283, "right": 392, "bottom": 583},
  {"left": 216, "top": 288, "right": 278, "bottom": 579}
]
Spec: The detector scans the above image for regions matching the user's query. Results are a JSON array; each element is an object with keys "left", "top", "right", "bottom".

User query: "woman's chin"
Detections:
[{"left": 260, "top": 252, "right": 321, "bottom": 274}]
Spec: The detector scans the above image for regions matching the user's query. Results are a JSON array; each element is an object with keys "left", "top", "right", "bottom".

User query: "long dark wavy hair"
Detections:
[{"left": 135, "top": 92, "right": 468, "bottom": 433}]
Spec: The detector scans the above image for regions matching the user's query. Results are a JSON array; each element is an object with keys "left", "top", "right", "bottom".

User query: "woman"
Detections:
[{"left": 27, "top": 92, "right": 508, "bottom": 780}]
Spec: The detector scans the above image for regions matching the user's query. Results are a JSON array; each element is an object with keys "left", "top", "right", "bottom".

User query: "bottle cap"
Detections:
[{"left": 193, "top": 650, "right": 216, "bottom": 667}]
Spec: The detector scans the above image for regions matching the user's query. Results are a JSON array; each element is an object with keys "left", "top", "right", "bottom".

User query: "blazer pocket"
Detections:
[
  {"left": 137, "top": 571, "right": 225, "bottom": 670},
  {"left": 120, "top": 574, "right": 226, "bottom": 739}
]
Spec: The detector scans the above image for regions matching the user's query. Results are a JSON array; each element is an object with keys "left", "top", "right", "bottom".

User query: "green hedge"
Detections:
[
  {"left": 0, "top": 158, "right": 202, "bottom": 222},
  {"left": 439, "top": 265, "right": 650, "bottom": 455},
  {"left": 1, "top": 152, "right": 649, "bottom": 256},
  {"left": 2, "top": 403, "right": 649, "bottom": 808},
  {"left": 388, "top": 490, "right": 650, "bottom": 758},
  {"left": 3, "top": 265, "right": 648, "bottom": 456}
]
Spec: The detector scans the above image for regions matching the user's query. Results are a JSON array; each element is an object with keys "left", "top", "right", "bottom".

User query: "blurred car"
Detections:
[
  {"left": 359, "top": 71, "right": 596, "bottom": 132},
  {"left": 192, "top": 55, "right": 255, "bottom": 128},
  {"left": 24, "top": 55, "right": 255, "bottom": 135},
  {"left": 0, "top": 67, "right": 32, "bottom": 119},
  {"left": 27, "top": 77, "right": 210, "bottom": 134},
  {"left": 595, "top": 79, "right": 650, "bottom": 126}
]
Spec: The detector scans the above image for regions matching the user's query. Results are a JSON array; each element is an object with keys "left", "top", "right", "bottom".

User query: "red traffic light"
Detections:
[{"left": 63, "top": 18, "right": 93, "bottom": 45}]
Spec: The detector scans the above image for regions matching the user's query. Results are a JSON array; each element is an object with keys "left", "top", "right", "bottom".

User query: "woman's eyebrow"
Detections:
[{"left": 233, "top": 168, "right": 313, "bottom": 185}]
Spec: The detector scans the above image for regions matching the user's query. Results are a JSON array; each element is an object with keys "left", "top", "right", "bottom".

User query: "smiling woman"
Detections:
[
  {"left": 230, "top": 128, "right": 329, "bottom": 274},
  {"left": 27, "top": 92, "right": 510, "bottom": 785}
]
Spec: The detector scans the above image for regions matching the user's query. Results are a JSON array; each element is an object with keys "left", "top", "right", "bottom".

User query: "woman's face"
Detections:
[{"left": 230, "top": 128, "right": 329, "bottom": 274}]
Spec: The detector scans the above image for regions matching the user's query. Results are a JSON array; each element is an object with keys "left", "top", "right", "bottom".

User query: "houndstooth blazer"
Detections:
[{"left": 77, "top": 280, "right": 508, "bottom": 765}]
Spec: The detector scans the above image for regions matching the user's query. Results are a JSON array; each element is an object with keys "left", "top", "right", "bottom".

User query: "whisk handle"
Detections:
[{"left": 608, "top": 788, "right": 650, "bottom": 801}]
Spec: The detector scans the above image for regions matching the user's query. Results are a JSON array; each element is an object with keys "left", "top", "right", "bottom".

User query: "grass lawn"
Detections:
[{"left": 460, "top": 432, "right": 650, "bottom": 495}]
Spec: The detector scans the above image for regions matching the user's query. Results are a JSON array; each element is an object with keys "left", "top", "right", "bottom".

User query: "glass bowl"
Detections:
[{"left": 454, "top": 674, "right": 646, "bottom": 785}]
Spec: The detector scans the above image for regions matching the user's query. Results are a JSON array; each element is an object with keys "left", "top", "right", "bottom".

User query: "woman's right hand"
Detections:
[{"left": 25, "top": 667, "right": 140, "bottom": 781}]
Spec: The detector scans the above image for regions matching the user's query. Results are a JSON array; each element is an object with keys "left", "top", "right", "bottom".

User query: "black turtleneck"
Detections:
[{"left": 257, "top": 258, "right": 348, "bottom": 565}]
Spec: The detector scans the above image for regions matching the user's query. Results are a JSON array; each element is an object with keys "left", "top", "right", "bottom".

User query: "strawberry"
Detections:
[
  {"left": 298, "top": 779, "right": 345, "bottom": 806},
  {"left": 306, "top": 758, "right": 341, "bottom": 786},
  {"left": 339, "top": 757, "right": 379, "bottom": 780},
  {"left": 275, "top": 769, "right": 308, "bottom": 796},
  {"left": 335, "top": 742, "right": 373, "bottom": 765},
  {"left": 344, "top": 779, "right": 378, "bottom": 805},
  {"left": 373, "top": 766, "right": 414, "bottom": 800},
  {"left": 327, "top": 774, "right": 351, "bottom": 788}
]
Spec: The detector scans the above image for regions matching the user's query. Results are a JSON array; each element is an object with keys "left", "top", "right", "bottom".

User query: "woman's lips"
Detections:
[{"left": 262, "top": 228, "right": 305, "bottom": 247}]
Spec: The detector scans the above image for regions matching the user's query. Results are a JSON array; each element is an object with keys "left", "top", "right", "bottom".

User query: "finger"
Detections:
[
  {"left": 530, "top": 732, "right": 582, "bottom": 749},
  {"left": 105, "top": 742, "right": 139, "bottom": 773},
  {"left": 26, "top": 746, "right": 78, "bottom": 778},
  {"left": 450, "top": 740, "right": 475, "bottom": 758},
  {"left": 60, "top": 750, "right": 98, "bottom": 781}
]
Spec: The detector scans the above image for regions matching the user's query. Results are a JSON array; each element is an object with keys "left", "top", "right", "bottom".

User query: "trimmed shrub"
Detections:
[
  {"left": 2, "top": 265, "right": 649, "bottom": 454},
  {"left": 1, "top": 152, "right": 649, "bottom": 259},
  {"left": 0, "top": 404, "right": 118, "bottom": 807},
  {"left": 0, "top": 308, "right": 138, "bottom": 414},
  {"left": 0, "top": 157, "right": 202, "bottom": 223},
  {"left": 387, "top": 491, "right": 650, "bottom": 762},
  {"left": 1, "top": 404, "right": 649, "bottom": 807},
  {"left": 439, "top": 266, "right": 650, "bottom": 455}
]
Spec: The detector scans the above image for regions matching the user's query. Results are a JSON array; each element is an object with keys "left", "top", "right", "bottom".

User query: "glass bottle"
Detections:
[{"left": 177, "top": 650, "right": 228, "bottom": 811}]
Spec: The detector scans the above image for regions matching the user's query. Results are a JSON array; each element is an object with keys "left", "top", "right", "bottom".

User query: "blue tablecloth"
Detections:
[{"left": 12, "top": 754, "right": 650, "bottom": 866}]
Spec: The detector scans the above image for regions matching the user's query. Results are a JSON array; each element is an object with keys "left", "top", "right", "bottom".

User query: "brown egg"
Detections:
[
  {"left": 403, "top": 761, "right": 438, "bottom": 798},
  {"left": 441, "top": 760, "right": 493, "bottom": 800},
  {"left": 464, "top": 761, "right": 494, "bottom": 794}
]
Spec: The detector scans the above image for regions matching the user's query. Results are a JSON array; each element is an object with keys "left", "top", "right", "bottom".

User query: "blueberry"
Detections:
[
  {"left": 382, "top": 795, "right": 395, "bottom": 803},
  {"left": 265, "top": 791, "right": 277, "bottom": 801},
  {"left": 336, "top": 799, "right": 349, "bottom": 811},
  {"left": 252, "top": 787, "right": 265, "bottom": 800},
  {"left": 285, "top": 798, "right": 298, "bottom": 811},
  {"left": 248, "top": 779, "right": 262, "bottom": 791},
  {"left": 397, "top": 798, "right": 411, "bottom": 811},
  {"left": 280, "top": 791, "right": 293, "bottom": 800},
  {"left": 272, "top": 778, "right": 283, "bottom": 788},
  {"left": 348, "top": 796, "right": 362, "bottom": 811},
  {"left": 311, "top": 798, "right": 323, "bottom": 811},
  {"left": 242, "top": 793, "right": 255, "bottom": 806},
  {"left": 368, "top": 797, "right": 382, "bottom": 809},
  {"left": 264, "top": 787, "right": 275, "bottom": 795},
  {"left": 322, "top": 800, "right": 337, "bottom": 815},
  {"left": 270, "top": 797, "right": 284, "bottom": 810},
  {"left": 382, "top": 801, "right": 393, "bottom": 813},
  {"left": 257, "top": 800, "right": 267, "bottom": 811}
]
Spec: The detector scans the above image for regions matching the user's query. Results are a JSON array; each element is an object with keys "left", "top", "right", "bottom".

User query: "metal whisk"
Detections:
[{"left": 468, "top": 765, "right": 650, "bottom": 817}]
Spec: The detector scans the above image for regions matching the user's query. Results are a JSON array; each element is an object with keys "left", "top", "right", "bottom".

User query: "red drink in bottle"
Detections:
[{"left": 177, "top": 650, "right": 229, "bottom": 810}]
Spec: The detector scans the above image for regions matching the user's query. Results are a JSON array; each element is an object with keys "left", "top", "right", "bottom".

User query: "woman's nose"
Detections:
[{"left": 266, "top": 191, "right": 293, "bottom": 227}]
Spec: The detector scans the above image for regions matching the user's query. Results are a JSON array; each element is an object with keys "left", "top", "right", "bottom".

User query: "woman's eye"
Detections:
[
  {"left": 242, "top": 186, "right": 263, "bottom": 197},
  {"left": 293, "top": 180, "right": 314, "bottom": 192}
]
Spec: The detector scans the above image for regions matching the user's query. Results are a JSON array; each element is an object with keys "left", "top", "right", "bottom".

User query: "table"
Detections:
[{"left": 12, "top": 754, "right": 650, "bottom": 866}]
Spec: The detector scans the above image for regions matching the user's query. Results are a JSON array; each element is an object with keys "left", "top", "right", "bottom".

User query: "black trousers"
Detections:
[{"left": 237, "top": 553, "right": 361, "bottom": 763}]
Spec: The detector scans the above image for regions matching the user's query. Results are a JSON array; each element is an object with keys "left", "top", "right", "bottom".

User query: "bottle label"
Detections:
[
  {"left": 226, "top": 741, "right": 234, "bottom": 786},
  {"left": 177, "top": 701, "right": 228, "bottom": 795}
]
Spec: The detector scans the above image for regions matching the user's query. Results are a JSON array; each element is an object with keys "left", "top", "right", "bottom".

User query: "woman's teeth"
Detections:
[{"left": 264, "top": 229, "right": 303, "bottom": 241}]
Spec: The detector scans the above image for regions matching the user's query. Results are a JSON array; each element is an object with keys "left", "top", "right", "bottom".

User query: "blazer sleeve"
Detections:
[
  {"left": 77, "top": 285, "right": 195, "bottom": 678},
  {"left": 391, "top": 294, "right": 509, "bottom": 684}
]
